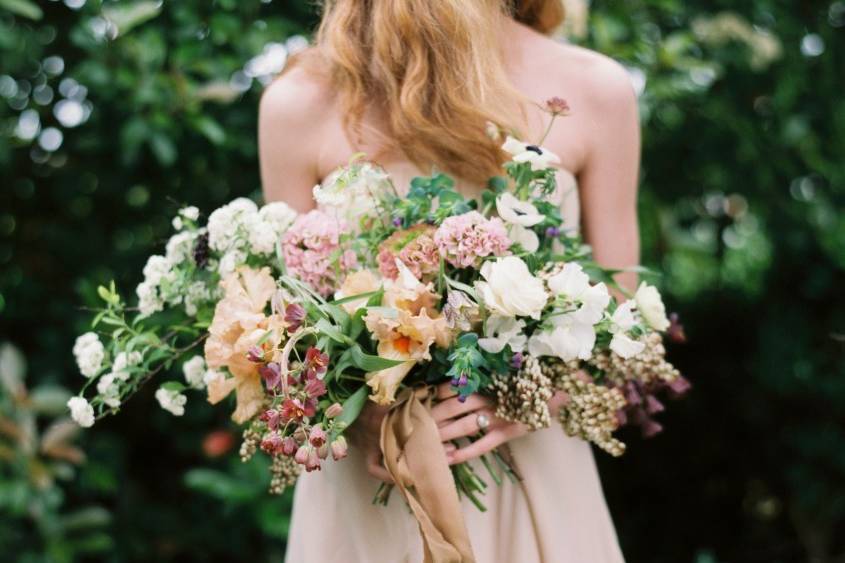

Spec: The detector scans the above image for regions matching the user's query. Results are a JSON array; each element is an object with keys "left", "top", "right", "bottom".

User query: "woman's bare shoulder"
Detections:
[{"left": 259, "top": 50, "right": 336, "bottom": 134}]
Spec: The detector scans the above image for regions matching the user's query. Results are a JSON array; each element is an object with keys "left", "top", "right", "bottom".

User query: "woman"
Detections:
[{"left": 260, "top": 1, "right": 638, "bottom": 561}]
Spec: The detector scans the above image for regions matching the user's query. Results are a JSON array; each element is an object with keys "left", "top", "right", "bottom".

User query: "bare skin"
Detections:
[{"left": 259, "top": 18, "right": 641, "bottom": 482}]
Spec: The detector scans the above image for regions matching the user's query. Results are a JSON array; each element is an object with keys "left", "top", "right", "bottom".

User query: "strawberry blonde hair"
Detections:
[{"left": 307, "top": 0, "right": 565, "bottom": 184}]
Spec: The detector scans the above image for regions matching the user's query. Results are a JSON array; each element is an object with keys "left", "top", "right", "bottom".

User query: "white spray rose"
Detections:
[
  {"left": 182, "top": 355, "right": 207, "bottom": 389},
  {"left": 73, "top": 332, "right": 105, "bottom": 378},
  {"left": 635, "top": 282, "right": 670, "bottom": 331},
  {"left": 475, "top": 256, "right": 547, "bottom": 320},
  {"left": 155, "top": 387, "right": 187, "bottom": 416},
  {"left": 67, "top": 396, "right": 95, "bottom": 428}
]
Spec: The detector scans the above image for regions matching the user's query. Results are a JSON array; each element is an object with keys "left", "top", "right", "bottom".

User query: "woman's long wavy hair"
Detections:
[{"left": 309, "top": 0, "right": 565, "bottom": 185}]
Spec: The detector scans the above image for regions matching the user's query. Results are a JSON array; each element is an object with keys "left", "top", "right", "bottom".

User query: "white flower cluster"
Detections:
[
  {"left": 207, "top": 198, "right": 298, "bottom": 273},
  {"left": 172, "top": 206, "right": 200, "bottom": 231},
  {"left": 73, "top": 332, "right": 105, "bottom": 378},
  {"left": 312, "top": 162, "right": 393, "bottom": 231},
  {"left": 182, "top": 355, "right": 218, "bottom": 389},
  {"left": 474, "top": 257, "right": 671, "bottom": 363},
  {"left": 94, "top": 350, "right": 144, "bottom": 409},
  {"left": 155, "top": 387, "right": 187, "bottom": 416}
]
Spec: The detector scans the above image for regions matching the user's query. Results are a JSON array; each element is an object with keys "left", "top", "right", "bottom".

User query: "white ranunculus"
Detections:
[
  {"left": 507, "top": 224, "right": 540, "bottom": 252},
  {"left": 67, "top": 396, "right": 95, "bottom": 428},
  {"left": 496, "top": 192, "right": 544, "bottom": 227},
  {"left": 182, "top": 355, "right": 207, "bottom": 389},
  {"left": 527, "top": 313, "right": 596, "bottom": 361},
  {"left": 501, "top": 136, "right": 561, "bottom": 170},
  {"left": 73, "top": 332, "right": 105, "bottom": 378},
  {"left": 475, "top": 257, "right": 547, "bottom": 320},
  {"left": 478, "top": 315, "right": 527, "bottom": 354},
  {"left": 635, "top": 282, "right": 670, "bottom": 331},
  {"left": 155, "top": 387, "right": 187, "bottom": 416},
  {"left": 610, "top": 333, "right": 645, "bottom": 358}
]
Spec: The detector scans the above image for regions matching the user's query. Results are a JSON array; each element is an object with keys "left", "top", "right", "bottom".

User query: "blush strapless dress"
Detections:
[{"left": 285, "top": 170, "right": 625, "bottom": 563}]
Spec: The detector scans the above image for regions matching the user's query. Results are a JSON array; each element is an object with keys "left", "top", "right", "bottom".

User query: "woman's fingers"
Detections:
[
  {"left": 446, "top": 429, "right": 507, "bottom": 465},
  {"left": 366, "top": 448, "right": 393, "bottom": 483},
  {"left": 438, "top": 409, "right": 497, "bottom": 442},
  {"left": 431, "top": 394, "right": 492, "bottom": 424}
]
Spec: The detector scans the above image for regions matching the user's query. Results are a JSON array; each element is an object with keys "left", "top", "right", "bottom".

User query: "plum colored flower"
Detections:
[
  {"left": 309, "top": 425, "right": 327, "bottom": 447},
  {"left": 303, "top": 347, "right": 329, "bottom": 380},
  {"left": 280, "top": 398, "right": 315, "bottom": 422},
  {"left": 304, "top": 377, "right": 327, "bottom": 399},
  {"left": 434, "top": 211, "right": 511, "bottom": 269},
  {"left": 282, "top": 436, "right": 298, "bottom": 456},
  {"left": 284, "top": 303, "right": 306, "bottom": 332},
  {"left": 259, "top": 362, "right": 282, "bottom": 390},
  {"left": 260, "top": 433, "right": 283, "bottom": 454},
  {"left": 259, "top": 408, "right": 281, "bottom": 431},
  {"left": 281, "top": 210, "right": 358, "bottom": 296}
]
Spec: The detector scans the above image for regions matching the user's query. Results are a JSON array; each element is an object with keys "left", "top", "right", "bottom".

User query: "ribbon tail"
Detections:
[{"left": 380, "top": 387, "right": 476, "bottom": 563}]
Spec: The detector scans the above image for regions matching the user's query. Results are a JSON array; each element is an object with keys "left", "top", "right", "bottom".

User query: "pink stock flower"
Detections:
[
  {"left": 434, "top": 211, "right": 511, "bottom": 269},
  {"left": 377, "top": 225, "right": 440, "bottom": 281},
  {"left": 281, "top": 210, "right": 358, "bottom": 296}
]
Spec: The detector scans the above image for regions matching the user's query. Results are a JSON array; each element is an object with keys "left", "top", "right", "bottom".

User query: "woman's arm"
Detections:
[{"left": 258, "top": 67, "right": 324, "bottom": 211}]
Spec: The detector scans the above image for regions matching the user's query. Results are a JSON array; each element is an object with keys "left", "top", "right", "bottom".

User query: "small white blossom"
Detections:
[
  {"left": 184, "top": 281, "right": 211, "bottom": 317},
  {"left": 155, "top": 387, "right": 187, "bottom": 416},
  {"left": 165, "top": 231, "right": 197, "bottom": 266},
  {"left": 182, "top": 355, "right": 207, "bottom": 389},
  {"left": 172, "top": 216, "right": 184, "bottom": 231},
  {"left": 96, "top": 373, "right": 121, "bottom": 408},
  {"left": 501, "top": 136, "right": 561, "bottom": 170},
  {"left": 247, "top": 220, "right": 278, "bottom": 255},
  {"left": 259, "top": 201, "right": 297, "bottom": 234},
  {"left": 527, "top": 313, "right": 596, "bottom": 361},
  {"left": 547, "top": 263, "right": 610, "bottom": 325},
  {"left": 73, "top": 332, "right": 105, "bottom": 378},
  {"left": 313, "top": 162, "right": 392, "bottom": 231},
  {"left": 478, "top": 315, "right": 527, "bottom": 354},
  {"left": 180, "top": 206, "right": 200, "bottom": 221},
  {"left": 67, "top": 396, "right": 95, "bottom": 427},
  {"left": 608, "top": 301, "right": 645, "bottom": 358},
  {"left": 207, "top": 198, "right": 258, "bottom": 253},
  {"left": 217, "top": 248, "right": 247, "bottom": 276}
]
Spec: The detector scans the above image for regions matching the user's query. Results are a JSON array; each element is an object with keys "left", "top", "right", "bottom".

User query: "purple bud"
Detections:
[
  {"left": 247, "top": 345, "right": 265, "bottom": 363},
  {"left": 511, "top": 352, "right": 524, "bottom": 370},
  {"left": 392, "top": 217, "right": 403, "bottom": 227},
  {"left": 457, "top": 372, "right": 468, "bottom": 387},
  {"left": 640, "top": 417, "right": 663, "bottom": 439},
  {"left": 545, "top": 226, "right": 560, "bottom": 238},
  {"left": 457, "top": 395, "right": 468, "bottom": 403},
  {"left": 667, "top": 376, "right": 692, "bottom": 398},
  {"left": 644, "top": 395, "right": 665, "bottom": 415}
]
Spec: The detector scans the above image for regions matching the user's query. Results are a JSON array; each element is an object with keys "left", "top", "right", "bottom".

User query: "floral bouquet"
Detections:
[{"left": 69, "top": 99, "right": 689, "bottom": 558}]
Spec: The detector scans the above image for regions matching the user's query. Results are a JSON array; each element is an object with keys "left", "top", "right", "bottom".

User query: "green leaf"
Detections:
[
  {"left": 331, "top": 386, "right": 368, "bottom": 436},
  {"left": 0, "top": 0, "right": 43, "bottom": 20},
  {"left": 193, "top": 116, "right": 226, "bottom": 145},
  {"left": 347, "top": 345, "right": 405, "bottom": 372},
  {"left": 149, "top": 133, "right": 177, "bottom": 166},
  {"left": 315, "top": 318, "right": 352, "bottom": 345},
  {"left": 160, "top": 381, "right": 187, "bottom": 392}
]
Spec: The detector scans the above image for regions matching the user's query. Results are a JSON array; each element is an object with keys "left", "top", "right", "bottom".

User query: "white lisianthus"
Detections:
[
  {"left": 547, "top": 263, "right": 610, "bottom": 324},
  {"left": 635, "top": 282, "right": 670, "bottom": 331},
  {"left": 155, "top": 387, "right": 187, "bottom": 416},
  {"left": 313, "top": 162, "right": 392, "bottom": 230},
  {"left": 506, "top": 224, "right": 540, "bottom": 252},
  {"left": 73, "top": 332, "right": 105, "bottom": 378},
  {"left": 478, "top": 315, "right": 527, "bottom": 354},
  {"left": 501, "top": 136, "right": 561, "bottom": 170},
  {"left": 608, "top": 301, "right": 645, "bottom": 358},
  {"left": 182, "top": 355, "right": 207, "bottom": 389},
  {"left": 96, "top": 373, "right": 121, "bottom": 408},
  {"left": 136, "top": 281, "right": 164, "bottom": 317},
  {"left": 527, "top": 313, "right": 596, "bottom": 361},
  {"left": 496, "top": 192, "right": 545, "bottom": 227},
  {"left": 67, "top": 396, "right": 95, "bottom": 428},
  {"left": 475, "top": 256, "right": 547, "bottom": 320}
]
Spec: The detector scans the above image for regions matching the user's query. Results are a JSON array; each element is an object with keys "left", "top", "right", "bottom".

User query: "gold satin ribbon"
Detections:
[{"left": 380, "top": 387, "right": 476, "bottom": 563}]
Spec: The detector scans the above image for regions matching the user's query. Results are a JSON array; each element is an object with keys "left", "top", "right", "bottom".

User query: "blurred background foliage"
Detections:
[{"left": 0, "top": 0, "right": 842, "bottom": 561}]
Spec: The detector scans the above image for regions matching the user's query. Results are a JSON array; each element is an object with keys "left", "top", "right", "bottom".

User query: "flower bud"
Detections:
[
  {"left": 317, "top": 443, "right": 329, "bottom": 460},
  {"left": 260, "top": 433, "right": 282, "bottom": 455},
  {"left": 305, "top": 447, "right": 321, "bottom": 472},
  {"left": 325, "top": 402, "right": 343, "bottom": 418},
  {"left": 330, "top": 436, "right": 348, "bottom": 461},
  {"left": 281, "top": 436, "right": 297, "bottom": 456},
  {"left": 309, "top": 424, "right": 327, "bottom": 448},
  {"left": 294, "top": 445, "right": 309, "bottom": 465},
  {"left": 247, "top": 345, "right": 265, "bottom": 363}
]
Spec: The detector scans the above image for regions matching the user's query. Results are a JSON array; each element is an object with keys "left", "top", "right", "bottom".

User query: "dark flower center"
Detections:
[{"left": 525, "top": 145, "right": 543, "bottom": 155}]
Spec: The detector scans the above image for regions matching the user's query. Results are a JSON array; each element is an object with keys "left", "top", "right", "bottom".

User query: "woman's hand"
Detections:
[
  {"left": 431, "top": 383, "right": 530, "bottom": 466},
  {"left": 346, "top": 401, "right": 393, "bottom": 482}
]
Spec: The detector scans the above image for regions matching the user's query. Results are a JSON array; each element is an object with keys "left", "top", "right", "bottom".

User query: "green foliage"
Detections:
[{"left": 0, "top": 0, "right": 843, "bottom": 561}]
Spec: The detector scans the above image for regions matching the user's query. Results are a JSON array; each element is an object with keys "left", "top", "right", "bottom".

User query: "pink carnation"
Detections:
[
  {"left": 282, "top": 210, "right": 357, "bottom": 296},
  {"left": 377, "top": 225, "right": 440, "bottom": 281},
  {"left": 434, "top": 211, "right": 511, "bottom": 268}
]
